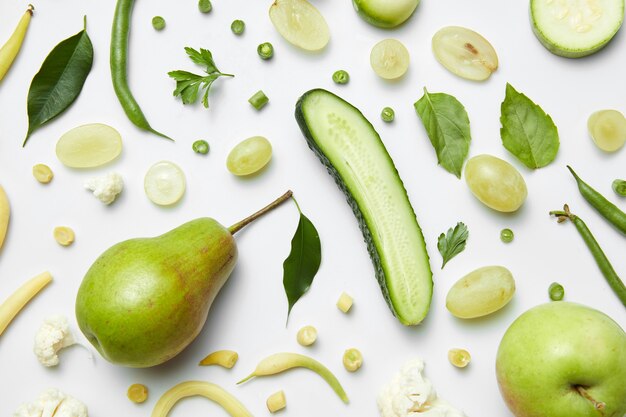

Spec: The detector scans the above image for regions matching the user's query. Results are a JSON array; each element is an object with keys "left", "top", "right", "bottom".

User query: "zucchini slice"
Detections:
[
  {"left": 295, "top": 89, "right": 433, "bottom": 325},
  {"left": 530, "top": 0, "right": 624, "bottom": 57}
]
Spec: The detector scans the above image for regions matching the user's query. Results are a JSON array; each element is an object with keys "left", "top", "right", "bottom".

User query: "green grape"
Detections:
[
  {"left": 269, "top": 0, "right": 330, "bottom": 52},
  {"left": 588, "top": 110, "right": 626, "bottom": 152},
  {"left": 370, "top": 39, "right": 409, "bottom": 80},
  {"left": 465, "top": 155, "right": 527, "bottom": 213},
  {"left": 446, "top": 266, "right": 516, "bottom": 319},
  {"left": 226, "top": 136, "right": 272, "bottom": 176}
]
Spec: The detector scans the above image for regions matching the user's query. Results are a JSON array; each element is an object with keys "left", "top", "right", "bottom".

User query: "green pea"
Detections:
[
  {"left": 332, "top": 70, "right": 349, "bottom": 85},
  {"left": 500, "top": 228, "right": 514, "bottom": 243},
  {"left": 192, "top": 140, "right": 210, "bottom": 155},
  {"left": 549, "top": 282, "right": 564, "bottom": 301},
  {"left": 198, "top": 0, "right": 212, "bottom": 13},
  {"left": 257, "top": 42, "right": 274, "bottom": 60},
  {"left": 381, "top": 107, "right": 395, "bottom": 123},
  {"left": 152, "top": 16, "right": 165, "bottom": 31},
  {"left": 231, "top": 19, "right": 245, "bottom": 35},
  {"left": 613, "top": 179, "right": 626, "bottom": 197}
]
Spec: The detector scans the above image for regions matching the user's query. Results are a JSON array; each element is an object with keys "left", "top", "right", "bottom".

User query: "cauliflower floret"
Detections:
[
  {"left": 34, "top": 315, "right": 76, "bottom": 367},
  {"left": 13, "top": 388, "right": 87, "bottom": 417},
  {"left": 84, "top": 173, "right": 123, "bottom": 205},
  {"left": 377, "top": 358, "right": 467, "bottom": 417}
]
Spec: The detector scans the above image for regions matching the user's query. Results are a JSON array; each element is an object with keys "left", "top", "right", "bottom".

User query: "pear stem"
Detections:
[
  {"left": 575, "top": 386, "right": 605, "bottom": 414},
  {"left": 229, "top": 190, "right": 293, "bottom": 235}
]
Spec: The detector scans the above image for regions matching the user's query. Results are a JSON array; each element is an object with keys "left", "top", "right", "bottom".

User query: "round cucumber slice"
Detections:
[
  {"left": 530, "top": 0, "right": 624, "bottom": 58},
  {"left": 352, "top": 0, "right": 420, "bottom": 28}
]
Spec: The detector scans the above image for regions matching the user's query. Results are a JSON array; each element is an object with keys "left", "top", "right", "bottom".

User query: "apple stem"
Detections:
[
  {"left": 229, "top": 190, "right": 294, "bottom": 235},
  {"left": 575, "top": 386, "right": 606, "bottom": 414}
]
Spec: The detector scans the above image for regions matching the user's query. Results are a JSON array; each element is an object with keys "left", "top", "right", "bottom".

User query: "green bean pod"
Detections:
[
  {"left": 550, "top": 206, "right": 626, "bottom": 308},
  {"left": 567, "top": 166, "right": 626, "bottom": 235},
  {"left": 111, "top": 0, "right": 171, "bottom": 140},
  {"left": 237, "top": 352, "right": 349, "bottom": 404}
]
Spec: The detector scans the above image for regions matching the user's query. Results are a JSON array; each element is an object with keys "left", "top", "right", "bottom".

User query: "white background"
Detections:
[{"left": 1, "top": 0, "right": 625, "bottom": 415}]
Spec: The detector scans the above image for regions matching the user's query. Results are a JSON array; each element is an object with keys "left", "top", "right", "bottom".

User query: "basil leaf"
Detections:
[
  {"left": 437, "top": 222, "right": 469, "bottom": 269},
  {"left": 283, "top": 198, "right": 321, "bottom": 321},
  {"left": 24, "top": 17, "right": 93, "bottom": 145},
  {"left": 500, "top": 83, "right": 560, "bottom": 169},
  {"left": 414, "top": 87, "right": 471, "bottom": 178}
]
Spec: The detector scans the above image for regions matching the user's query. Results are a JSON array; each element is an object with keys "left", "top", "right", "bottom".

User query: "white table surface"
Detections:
[{"left": 1, "top": 0, "right": 625, "bottom": 415}]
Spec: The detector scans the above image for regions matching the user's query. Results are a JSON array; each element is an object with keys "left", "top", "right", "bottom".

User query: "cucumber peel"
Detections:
[
  {"left": 295, "top": 89, "right": 433, "bottom": 325},
  {"left": 530, "top": 0, "right": 624, "bottom": 58}
]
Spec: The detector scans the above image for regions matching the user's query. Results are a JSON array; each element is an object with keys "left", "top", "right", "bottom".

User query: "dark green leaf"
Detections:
[
  {"left": 283, "top": 199, "right": 321, "bottom": 320},
  {"left": 24, "top": 18, "right": 93, "bottom": 145},
  {"left": 437, "top": 222, "right": 469, "bottom": 268},
  {"left": 500, "top": 83, "right": 560, "bottom": 169},
  {"left": 415, "top": 88, "right": 471, "bottom": 178}
]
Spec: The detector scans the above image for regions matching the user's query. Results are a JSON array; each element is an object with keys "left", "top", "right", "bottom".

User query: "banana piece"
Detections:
[
  {"left": 151, "top": 381, "right": 252, "bottom": 417},
  {"left": 0, "top": 272, "right": 53, "bottom": 337},
  {"left": 0, "top": 185, "right": 9, "bottom": 251}
]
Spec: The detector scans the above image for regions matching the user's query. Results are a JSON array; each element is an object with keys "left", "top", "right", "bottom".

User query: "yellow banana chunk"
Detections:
[
  {"left": 198, "top": 350, "right": 239, "bottom": 368},
  {"left": 0, "top": 272, "right": 53, "bottom": 336},
  {"left": 0, "top": 5, "right": 34, "bottom": 81},
  {"left": 0, "top": 185, "right": 9, "bottom": 250},
  {"left": 151, "top": 381, "right": 252, "bottom": 417}
]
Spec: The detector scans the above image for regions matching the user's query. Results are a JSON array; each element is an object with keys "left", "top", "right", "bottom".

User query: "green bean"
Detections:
[
  {"left": 567, "top": 166, "right": 626, "bottom": 235},
  {"left": 111, "top": 0, "right": 171, "bottom": 140},
  {"left": 550, "top": 205, "right": 626, "bottom": 308}
]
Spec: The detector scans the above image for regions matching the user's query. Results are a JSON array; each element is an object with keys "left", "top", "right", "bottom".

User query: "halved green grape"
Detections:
[
  {"left": 446, "top": 266, "right": 516, "bottom": 319},
  {"left": 144, "top": 161, "right": 186, "bottom": 206},
  {"left": 465, "top": 155, "right": 527, "bottom": 213},
  {"left": 226, "top": 136, "right": 272, "bottom": 176},
  {"left": 56, "top": 124, "right": 122, "bottom": 168},
  {"left": 269, "top": 0, "right": 330, "bottom": 51},
  {"left": 432, "top": 26, "right": 498, "bottom": 81},
  {"left": 588, "top": 109, "right": 626, "bottom": 152},
  {"left": 370, "top": 39, "right": 410, "bottom": 80}
]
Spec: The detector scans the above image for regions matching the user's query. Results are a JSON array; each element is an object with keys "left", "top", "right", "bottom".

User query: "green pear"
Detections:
[
  {"left": 75, "top": 191, "right": 292, "bottom": 368},
  {"left": 496, "top": 302, "right": 626, "bottom": 417}
]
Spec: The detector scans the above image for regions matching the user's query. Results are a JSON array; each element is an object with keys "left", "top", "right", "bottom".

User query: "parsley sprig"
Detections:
[
  {"left": 437, "top": 222, "right": 469, "bottom": 269},
  {"left": 168, "top": 47, "right": 233, "bottom": 108}
]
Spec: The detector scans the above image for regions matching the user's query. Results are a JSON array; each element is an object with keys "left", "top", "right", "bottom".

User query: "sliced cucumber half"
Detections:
[
  {"left": 530, "top": 0, "right": 624, "bottom": 57},
  {"left": 295, "top": 89, "right": 433, "bottom": 325}
]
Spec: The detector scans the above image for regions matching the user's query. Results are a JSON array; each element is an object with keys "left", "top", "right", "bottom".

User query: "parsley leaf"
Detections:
[
  {"left": 168, "top": 47, "right": 233, "bottom": 108},
  {"left": 437, "top": 222, "right": 469, "bottom": 269}
]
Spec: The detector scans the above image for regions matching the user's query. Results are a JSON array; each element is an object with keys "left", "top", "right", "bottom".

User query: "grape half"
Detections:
[
  {"left": 144, "top": 161, "right": 186, "bottom": 206},
  {"left": 432, "top": 26, "right": 498, "bottom": 81},
  {"left": 269, "top": 0, "right": 330, "bottom": 51},
  {"left": 370, "top": 39, "right": 410, "bottom": 80},
  {"left": 588, "top": 109, "right": 626, "bottom": 152}
]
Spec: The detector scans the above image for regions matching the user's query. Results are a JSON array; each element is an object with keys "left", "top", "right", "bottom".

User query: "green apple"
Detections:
[{"left": 496, "top": 302, "right": 626, "bottom": 417}]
